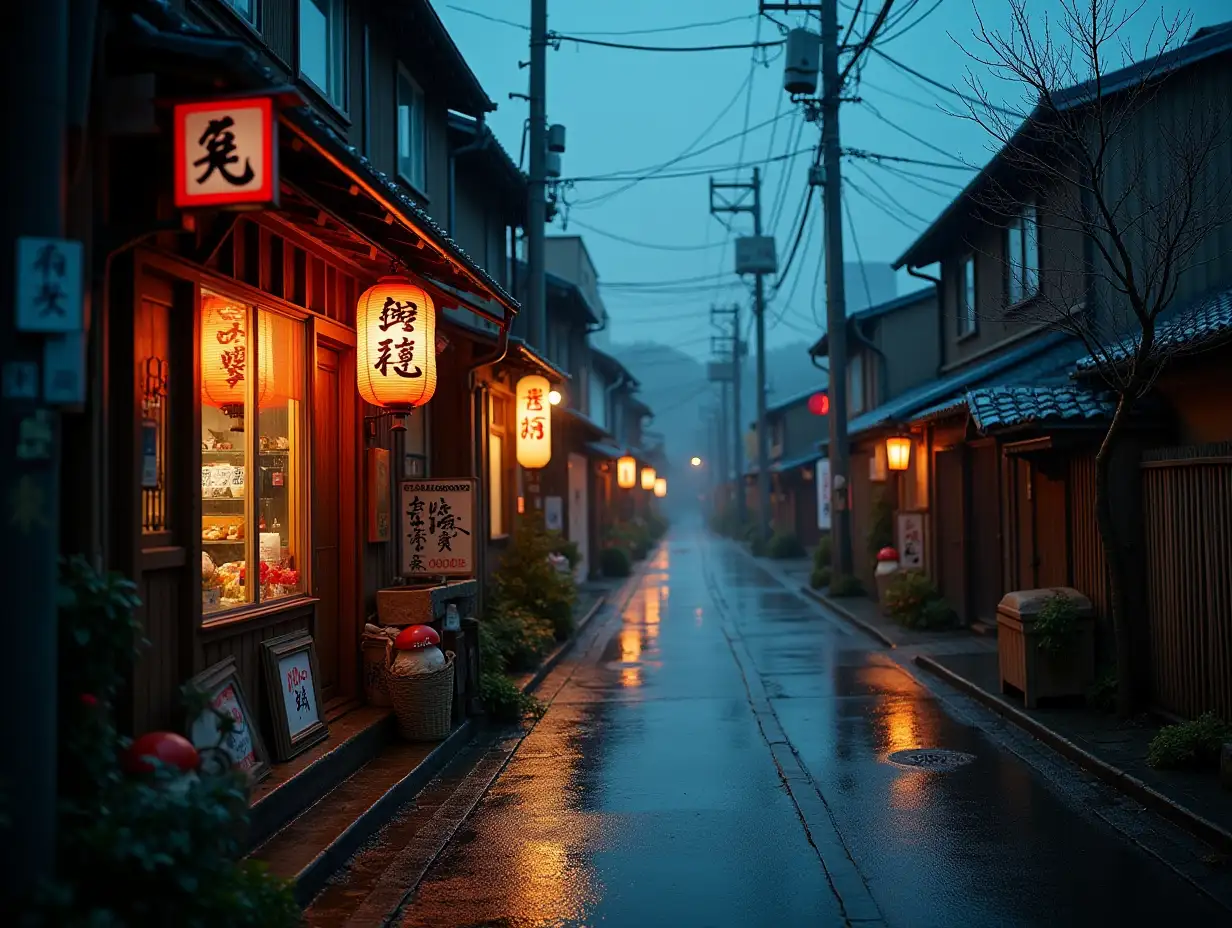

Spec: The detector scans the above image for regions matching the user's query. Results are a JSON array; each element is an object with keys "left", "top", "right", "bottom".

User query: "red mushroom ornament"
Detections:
[
  {"left": 124, "top": 731, "right": 201, "bottom": 775},
  {"left": 391, "top": 624, "right": 445, "bottom": 675},
  {"left": 876, "top": 547, "right": 899, "bottom": 563}
]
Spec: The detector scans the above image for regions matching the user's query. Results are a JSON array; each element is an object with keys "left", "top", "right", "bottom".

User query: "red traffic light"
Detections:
[{"left": 808, "top": 392, "right": 830, "bottom": 416}]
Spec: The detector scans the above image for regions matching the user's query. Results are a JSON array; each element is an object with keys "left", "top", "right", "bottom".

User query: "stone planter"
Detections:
[{"left": 997, "top": 587, "right": 1096, "bottom": 708}]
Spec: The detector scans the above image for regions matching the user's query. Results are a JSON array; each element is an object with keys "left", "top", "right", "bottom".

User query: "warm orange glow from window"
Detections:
[
  {"left": 886, "top": 436, "right": 912, "bottom": 471},
  {"left": 355, "top": 275, "right": 437, "bottom": 412},
  {"left": 654, "top": 477, "right": 667, "bottom": 498},
  {"left": 200, "top": 293, "right": 271, "bottom": 423},
  {"left": 640, "top": 466, "right": 656, "bottom": 490},
  {"left": 617, "top": 455, "right": 637, "bottom": 489}
]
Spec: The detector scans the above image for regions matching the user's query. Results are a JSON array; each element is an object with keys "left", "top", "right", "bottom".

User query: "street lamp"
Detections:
[
  {"left": 690, "top": 456, "right": 702, "bottom": 467},
  {"left": 548, "top": 389, "right": 562, "bottom": 406}
]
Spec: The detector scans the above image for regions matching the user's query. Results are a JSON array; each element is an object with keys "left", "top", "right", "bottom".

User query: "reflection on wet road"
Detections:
[{"left": 353, "top": 527, "right": 1228, "bottom": 926}]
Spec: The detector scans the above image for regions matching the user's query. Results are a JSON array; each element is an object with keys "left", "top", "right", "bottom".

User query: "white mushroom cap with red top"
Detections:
[
  {"left": 394, "top": 624, "right": 441, "bottom": 651},
  {"left": 876, "top": 547, "right": 900, "bottom": 562}
]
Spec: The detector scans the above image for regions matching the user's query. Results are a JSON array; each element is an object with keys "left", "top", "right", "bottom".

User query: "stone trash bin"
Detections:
[{"left": 997, "top": 587, "right": 1096, "bottom": 708}]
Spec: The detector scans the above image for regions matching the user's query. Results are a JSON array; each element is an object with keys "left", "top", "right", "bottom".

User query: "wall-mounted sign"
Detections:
[
  {"left": 43, "top": 331, "right": 86, "bottom": 405},
  {"left": 544, "top": 495, "right": 563, "bottom": 532},
  {"left": 400, "top": 479, "right": 476, "bottom": 577},
  {"left": 174, "top": 96, "right": 277, "bottom": 209},
  {"left": 897, "top": 511, "right": 926, "bottom": 570},
  {"left": 816, "top": 458, "right": 831, "bottom": 531},
  {"left": 15, "top": 237, "right": 83, "bottom": 333},
  {"left": 367, "top": 448, "right": 391, "bottom": 543}
]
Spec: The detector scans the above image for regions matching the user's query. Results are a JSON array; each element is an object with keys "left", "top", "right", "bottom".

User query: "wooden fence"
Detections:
[{"left": 1140, "top": 442, "right": 1232, "bottom": 720}]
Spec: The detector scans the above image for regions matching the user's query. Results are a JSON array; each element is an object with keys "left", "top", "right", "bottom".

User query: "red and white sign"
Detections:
[
  {"left": 174, "top": 96, "right": 277, "bottom": 209},
  {"left": 399, "top": 479, "right": 477, "bottom": 577},
  {"left": 277, "top": 648, "right": 320, "bottom": 738}
]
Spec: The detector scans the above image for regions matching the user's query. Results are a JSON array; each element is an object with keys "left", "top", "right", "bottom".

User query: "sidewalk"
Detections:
[{"left": 741, "top": 543, "right": 1232, "bottom": 857}]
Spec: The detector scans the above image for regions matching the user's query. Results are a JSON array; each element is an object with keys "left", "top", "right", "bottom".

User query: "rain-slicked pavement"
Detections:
[{"left": 310, "top": 525, "right": 1230, "bottom": 927}]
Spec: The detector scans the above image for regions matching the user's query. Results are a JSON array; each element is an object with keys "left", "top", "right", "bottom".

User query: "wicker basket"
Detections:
[{"left": 386, "top": 652, "right": 455, "bottom": 742}]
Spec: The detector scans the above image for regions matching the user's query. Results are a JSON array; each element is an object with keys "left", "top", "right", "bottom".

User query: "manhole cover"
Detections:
[{"left": 886, "top": 748, "right": 975, "bottom": 770}]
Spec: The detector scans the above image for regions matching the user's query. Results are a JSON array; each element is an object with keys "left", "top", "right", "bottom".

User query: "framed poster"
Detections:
[
  {"left": 261, "top": 631, "right": 329, "bottom": 762},
  {"left": 399, "top": 478, "right": 477, "bottom": 577},
  {"left": 368, "top": 447, "right": 391, "bottom": 542},
  {"left": 897, "top": 511, "right": 927, "bottom": 570},
  {"left": 186, "top": 657, "right": 270, "bottom": 785},
  {"left": 544, "top": 495, "right": 563, "bottom": 532}
]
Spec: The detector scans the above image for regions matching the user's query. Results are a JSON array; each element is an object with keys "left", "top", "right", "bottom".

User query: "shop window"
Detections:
[
  {"left": 200, "top": 289, "right": 307, "bottom": 617},
  {"left": 299, "top": 0, "right": 347, "bottom": 109},
  {"left": 397, "top": 67, "right": 426, "bottom": 192}
]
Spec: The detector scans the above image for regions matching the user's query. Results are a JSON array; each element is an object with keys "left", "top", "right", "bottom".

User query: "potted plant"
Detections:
[{"left": 997, "top": 588, "right": 1095, "bottom": 707}]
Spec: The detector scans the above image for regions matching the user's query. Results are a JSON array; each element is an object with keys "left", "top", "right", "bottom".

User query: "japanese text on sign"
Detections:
[
  {"left": 278, "top": 650, "right": 319, "bottom": 738},
  {"left": 399, "top": 480, "right": 476, "bottom": 577},
  {"left": 174, "top": 97, "right": 277, "bottom": 208},
  {"left": 15, "top": 237, "right": 83, "bottom": 333},
  {"left": 372, "top": 294, "right": 424, "bottom": 380}
]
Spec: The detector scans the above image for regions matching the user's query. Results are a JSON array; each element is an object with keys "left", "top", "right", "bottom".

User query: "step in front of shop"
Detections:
[{"left": 247, "top": 720, "right": 478, "bottom": 907}]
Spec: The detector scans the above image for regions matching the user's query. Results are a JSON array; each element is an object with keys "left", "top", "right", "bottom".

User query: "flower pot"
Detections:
[{"left": 997, "top": 587, "right": 1095, "bottom": 708}]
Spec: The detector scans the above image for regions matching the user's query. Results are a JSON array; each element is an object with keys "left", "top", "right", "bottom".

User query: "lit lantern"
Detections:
[
  {"left": 654, "top": 477, "right": 667, "bottom": 498},
  {"left": 640, "top": 466, "right": 657, "bottom": 490},
  {"left": 548, "top": 389, "right": 562, "bottom": 406},
  {"left": 356, "top": 275, "right": 437, "bottom": 428},
  {"left": 617, "top": 455, "right": 637, "bottom": 489},
  {"left": 201, "top": 293, "right": 271, "bottom": 428},
  {"left": 515, "top": 374, "right": 552, "bottom": 469},
  {"left": 886, "top": 435, "right": 912, "bottom": 471},
  {"left": 808, "top": 392, "right": 830, "bottom": 416}
]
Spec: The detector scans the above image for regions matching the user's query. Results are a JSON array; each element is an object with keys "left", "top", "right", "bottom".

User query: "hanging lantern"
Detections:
[
  {"left": 515, "top": 374, "right": 552, "bottom": 469},
  {"left": 640, "top": 466, "right": 656, "bottom": 490},
  {"left": 808, "top": 392, "right": 830, "bottom": 416},
  {"left": 356, "top": 275, "right": 437, "bottom": 430},
  {"left": 653, "top": 477, "right": 667, "bottom": 499},
  {"left": 617, "top": 455, "right": 637, "bottom": 489},
  {"left": 886, "top": 435, "right": 912, "bottom": 471},
  {"left": 201, "top": 293, "right": 271, "bottom": 430}
]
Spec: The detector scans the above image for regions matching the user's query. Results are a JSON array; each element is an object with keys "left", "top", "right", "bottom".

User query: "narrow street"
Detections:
[{"left": 307, "top": 522, "right": 1227, "bottom": 928}]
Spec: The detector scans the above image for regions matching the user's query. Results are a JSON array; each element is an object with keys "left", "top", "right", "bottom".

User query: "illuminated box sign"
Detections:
[{"left": 174, "top": 96, "right": 278, "bottom": 209}]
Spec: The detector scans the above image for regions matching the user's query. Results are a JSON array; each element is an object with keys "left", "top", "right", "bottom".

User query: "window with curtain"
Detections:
[
  {"left": 200, "top": 291, "right": 307, "bottom": 617},
  {"left": 1007, "top": 202, "right": 1040, "bottom": 305},
  {"left": 299, "top": 0, "right": 347, "bottom": 109},
  {"left": 397, "top": 67, "right": 426, "bottom": 191},
  {"left": 958, "top": 255, "right": 977, "bottom": 336}
]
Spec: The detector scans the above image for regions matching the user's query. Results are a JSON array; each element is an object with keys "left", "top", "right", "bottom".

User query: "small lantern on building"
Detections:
[
  {"left": 355, "top": 275, "right": 437, "bottom": 430},
  {"left": 654, "top": 477, "right": 667, "bottom": 499},
  {"left": 641, "top": 466, "right": 657, "bottom": 490},
  {"left": 807, "top": 392, "right": 830, "bottom": 416},
  {"left": 617, "top": 455, "right": 637, "bottom": 489},
  {"left": 515, "top": 374, "right": 552, "bottom": 469},
  {"left": 886, "top": 435, "right": 912, "bottom": 472},
  {"left": 201, "top": 293, "right": 271, "bottom": 430},
  {"left": 548, "top": 389, "right": 562, "bottom": 406}
]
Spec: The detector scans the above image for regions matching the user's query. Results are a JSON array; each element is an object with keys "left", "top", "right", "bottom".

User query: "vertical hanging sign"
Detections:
[{"left": 174, "top": 96, "right": 278, "bottom": 209}]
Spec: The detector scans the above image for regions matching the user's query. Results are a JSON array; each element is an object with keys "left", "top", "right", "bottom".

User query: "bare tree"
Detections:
[{"left": 962, "top": 0, "right": 1231, "bottom": 714}]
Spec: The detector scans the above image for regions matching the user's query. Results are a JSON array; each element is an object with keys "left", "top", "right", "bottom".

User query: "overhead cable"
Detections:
[
  {"left": 552, "top": 33, "right": 785, "bottom": 53},
  {"left": 870, "top": 47, "right": 1022, "bottom": 118}
]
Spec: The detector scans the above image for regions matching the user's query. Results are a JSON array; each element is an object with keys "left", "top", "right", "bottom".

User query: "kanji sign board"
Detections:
[
  {"left": 174, "top": 96, "right": 277, "bottom": 209},
  {"left": 399, "top": 479, "right": 476, "bottom": 578},
  {"left": 15, "top": 237, "right": 83, "bottom": 333}
]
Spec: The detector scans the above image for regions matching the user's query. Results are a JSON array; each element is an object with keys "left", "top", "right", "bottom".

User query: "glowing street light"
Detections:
[
  {"left": 548, "top": 389, "right": 562, "bottom": 406},
  {"left": 690, "top": 456, "right": 702, "bottom": 467}
]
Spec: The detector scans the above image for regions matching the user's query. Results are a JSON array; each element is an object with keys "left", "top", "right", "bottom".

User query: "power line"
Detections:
[
  {"left": 843, "top": 175, "right": 923, "bottom": 232},
  {"left": 561, "top": 145, "right": 813, "bottom": 184},
  {"left": 842, "top": 190, "right": 876, "bottom": 316},
  {"left": 857, "top": 157, "right": 964, "bottom": 195},
  {"left": 869, "top": 46, "right": 1022, "bottom": 118},
  {"left": 860, "top": 100, "right": 971, "bottom": 165},
  {"left": 847, "top": 161, "right": 935, "bottom": 224},
  {"left": 443, "top": 7, "right": 758, "bottom": 36},
  {"left": 553, "top": 33, "right": 785, "bottom": 53},
  {"left": 877, "top": 0, "right": 945, "bottom": 44},
  {"left": 565, "top": 219, "right": 725, "bottom": 252},
  {"left": 844, "top": 147, "right": 974, "bottom": 171}
]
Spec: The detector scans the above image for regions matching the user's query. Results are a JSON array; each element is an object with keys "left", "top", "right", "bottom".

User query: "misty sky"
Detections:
[{"left": 436, "top": 0, "right": 1226, "bottom": 360}]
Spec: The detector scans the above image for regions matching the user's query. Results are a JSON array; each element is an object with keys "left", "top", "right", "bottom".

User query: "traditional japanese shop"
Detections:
[{"left": 95, "top": 43, "right": 520, "bottom": 759}]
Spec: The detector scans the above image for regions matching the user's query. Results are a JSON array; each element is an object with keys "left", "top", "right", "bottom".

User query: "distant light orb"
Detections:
[
  {"left": 690, "top": 456, "right": 702, "bottom": 467},
  {"left": 548, "top": 389, "right": 562, "bottom": 406}
]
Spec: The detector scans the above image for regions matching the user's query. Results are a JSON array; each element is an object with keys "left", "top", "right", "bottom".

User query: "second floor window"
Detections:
[
  {"left": 848, "top": 352, "right": 865, "bottom": 415},
  {"left": 397, "top": 68, "right": 426, "bottom": 191},
  {"left": 224, "top": 0, "right": 257, "bottom": 25},
  {"left": 1007, "top": 202, "right": 1040, "bottom": 305},
  {"left": 958, "top": 255, "right": 977, "bottom": 337},
  {"left": 300, "top": 0, "right": 346, "bottom": 109}
]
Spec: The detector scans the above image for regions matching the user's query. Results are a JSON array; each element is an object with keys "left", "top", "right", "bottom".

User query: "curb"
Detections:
[
  {"left": 799, "top": 585, "right": 898, "bottom": 649},
  {"left": 914, "top": 653, "right": 1232, "bottom": 856}
]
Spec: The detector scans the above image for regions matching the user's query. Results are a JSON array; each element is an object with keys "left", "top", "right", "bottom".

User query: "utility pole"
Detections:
[
  {"left": 819, "top": 0, "right": 853, "bottom": 577},
  {"left": 1, "top": 0, "right": 67, "bottom": 902},
  {"left": 526, "top": 0, "right": 548, "bottom": 352},
  {"left": 709, "top": 303, "right": 744, "bottom": 526},
  {"left": 711, "top": 173, "right": 771, "bottom": 541},
  {"left": 762, "top": 0, "right": 854, "bottom": 577}
]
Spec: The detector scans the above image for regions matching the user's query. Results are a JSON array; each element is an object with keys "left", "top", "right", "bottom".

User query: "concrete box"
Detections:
[{"left": 997, "top": 587, "right": 1096, "bottom": 708}]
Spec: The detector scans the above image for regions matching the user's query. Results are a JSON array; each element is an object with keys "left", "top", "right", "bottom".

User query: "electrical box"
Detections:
[
  {"left": 548, "top": 123, "right": 566, "bottom": 153},
  {"left": 735, "top": 236, "right": 777, "bottom": 276},
  {"left": 545, "top": 151, "right": 561, "bottom": 179},
  {"left": 809, "top": 164, "right": 825, "bottom": 187},
  {"left": 707, "top": 361, "right": 733, "bottom": 383},
  {"left": 784, "top": 29, "right": 821, "bottom": 96}
]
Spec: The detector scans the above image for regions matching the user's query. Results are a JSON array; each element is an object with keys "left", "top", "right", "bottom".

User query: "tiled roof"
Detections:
[
  {"left": 966, "top": 384, "right": 1116, "bottom": 432},
  {"left": 1075, "top": 287, "right": 1232, "bottom": 372}
]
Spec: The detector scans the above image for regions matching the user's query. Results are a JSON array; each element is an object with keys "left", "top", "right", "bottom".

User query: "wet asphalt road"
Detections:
[{"left": 321, "top": 526, "right": 1228, "bottom": 927}]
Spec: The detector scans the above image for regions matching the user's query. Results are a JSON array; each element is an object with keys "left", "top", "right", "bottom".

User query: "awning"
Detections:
[
  {"left": 774, "top": 450, "right": 822, "bottom": 473},
  {"left": 557, "top": 406, "right": 611, "bottom": 441},
  {"left": 585, "top": 441, "right": 627, "bottom": 460},
  {"left": 507, "top": 338, "right": 570, "bottom": 381}
]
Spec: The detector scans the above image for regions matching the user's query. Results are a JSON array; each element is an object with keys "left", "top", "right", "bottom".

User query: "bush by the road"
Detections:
[
  {"left": 828, "top": 573, "right": 865, "bottom": 598},
  {"left": 492, "top": 513, "right": 577, "bottom": 642},
  {"left": 810, "top": 565, "right": 832, "bottom": 590},
  {"left": 600, "top": 545, "right": 632, "bottom": 578},
  {"left": 479, "top": 671, "right": 544, "bottom": 723},
  {"left": 767, "top": 531, "right": 806, "bottom": 559},
  {"left": 1147, "top": 712, "right": 1232, "bottom": 770},
  {"left": 883, "top": 570, "right": 954, "bottom": 629}
]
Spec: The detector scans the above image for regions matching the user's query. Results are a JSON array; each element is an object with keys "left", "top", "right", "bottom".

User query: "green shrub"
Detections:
[
  {"left": 867, "top": 486, "right": 895, "bottom": 561},
  {"left": 1033, "top": 592, "right": 1080, "bottom": 653},
  {"left": 768, "top": 531, "right": 806, "bottom": 559},
  {"left": 493, "top": 514, "right": 577, "bottom": 641},
  {"left": 606, "top": 521, "right": 651, "bottom": 560},
  {"left": 482, "top": 604, "right": 556, "bottom": 674},
  {"left": 813, "top": 533, "right": 832, "bottom": 570},
  {"left": 1147, "top": 713, "right": 1232, "bottom": 770},
  {"left": 1087, "top": 669, "right": 1118, "bottom": 714},
  {"left": 883, "top": 570, "right": 953, "bottom": 629},
  {"left": 30, "top": 557, "right": 299, "bottom": 927},
  {"left": 600, "top": 545, "right": 632, "bottom": 578},
  {"left": 480, "top": 671, "right": 545, "bottom": 723},
  {"left": 829, "top": 573, "right": 865, "bottom": 597},
  {"left": 809, "top": 565, "right": 832, "bottom": 590}
]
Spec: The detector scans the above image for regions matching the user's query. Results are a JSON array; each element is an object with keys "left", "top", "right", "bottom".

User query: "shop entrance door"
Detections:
[{"left": 313, "top": 341, "right": 356, "bottom": 707}]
